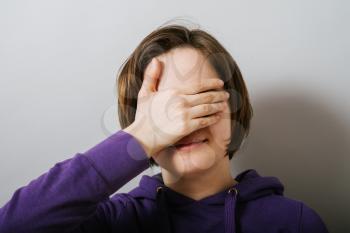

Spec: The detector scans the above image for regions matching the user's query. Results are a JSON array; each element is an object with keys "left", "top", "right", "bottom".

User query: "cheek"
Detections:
[
  {"left": 209, "top": 104, "right": 231, "bottom": 149},
  {"left": 207, "top": 123, "right": 230, "bottom": 158},
  {"left": 153, "top": 103, "right": 232, "bottom": 170},
  {"left": 210, "top": 116, "right": 230, "bottom": 139}
]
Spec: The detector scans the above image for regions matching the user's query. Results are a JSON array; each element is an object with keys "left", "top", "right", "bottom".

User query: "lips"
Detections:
[{"left": 175, "top": 139, "right": 208, "bottom": 147}]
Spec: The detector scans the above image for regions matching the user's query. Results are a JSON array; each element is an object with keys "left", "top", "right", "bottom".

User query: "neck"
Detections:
[{"left": 161, "top": 156, "right": 238, "bottom": 201}]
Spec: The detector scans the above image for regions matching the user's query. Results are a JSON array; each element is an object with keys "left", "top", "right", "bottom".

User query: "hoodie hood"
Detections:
[{"left": 128, "top": 169, "right": 284, "bottom": 233}]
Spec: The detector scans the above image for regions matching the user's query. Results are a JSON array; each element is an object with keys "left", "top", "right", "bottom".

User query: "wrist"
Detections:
[{"left": 123, "top": 121, "right": 154, "bottom": 158}]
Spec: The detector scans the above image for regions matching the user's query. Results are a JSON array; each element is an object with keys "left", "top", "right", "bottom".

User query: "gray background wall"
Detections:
[{"left": 0, "top": 0, "right": 349, "bottom": 232}]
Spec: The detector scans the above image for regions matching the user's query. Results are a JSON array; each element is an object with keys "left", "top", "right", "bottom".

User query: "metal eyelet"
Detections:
[
  {"left": 156, "top": 186, "right": 163, "bottom": 193},
  {"left": 228, "top": 187, "right": 238, "bottom": 196}
]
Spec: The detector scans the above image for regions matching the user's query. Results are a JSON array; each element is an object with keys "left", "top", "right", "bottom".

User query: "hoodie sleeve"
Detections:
[
  {"left": 0, "top": 130, "right": 150, "bottom": 233},
  {"left": 298, "top": 202, "right": 329, "bottom": 233}
]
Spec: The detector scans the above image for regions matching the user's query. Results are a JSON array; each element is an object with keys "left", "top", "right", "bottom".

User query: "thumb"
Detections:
[{"left": 140, "top": 58, "right": 162, "bottom": 95}]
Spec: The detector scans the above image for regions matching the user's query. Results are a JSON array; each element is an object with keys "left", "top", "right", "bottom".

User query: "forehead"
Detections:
[{"left": 156, "top": 47, "right": 221, "bottom": 91}]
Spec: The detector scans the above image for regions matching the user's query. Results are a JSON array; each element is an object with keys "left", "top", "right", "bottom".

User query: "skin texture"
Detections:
[{"left": 152, "top": 47, "right": 238, "bottom": 201}]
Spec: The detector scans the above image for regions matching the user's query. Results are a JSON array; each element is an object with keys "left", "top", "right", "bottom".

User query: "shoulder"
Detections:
[
  {"left": 93, "top": 193, "right": 131, "bottom": 222},
  {"left": 245, "top": 194, "right": 301, "bottom": 212},
  {"left": 243, "top": 195, "right": 329, "bottom": 233},
  {"left": 98, "top": 192, "right": 157, "bottom": 230},
  {"left": 90, "top": 193, "right": 140, "bottom": 228},
  {"left": 102, "top": 192, "right": 157, "bottom": 217},
  {"left": 297, "top": 201, "right": 329, "bottom": 233}
]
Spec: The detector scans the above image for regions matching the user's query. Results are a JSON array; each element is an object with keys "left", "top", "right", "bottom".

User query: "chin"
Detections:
[{"left": 159, "top": 144, "right": 217, "bottom": 176}]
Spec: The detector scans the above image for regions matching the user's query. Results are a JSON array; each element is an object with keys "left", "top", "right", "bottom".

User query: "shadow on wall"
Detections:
[{"left": 232, "top": 83, "right": 350, "bottom": 233}]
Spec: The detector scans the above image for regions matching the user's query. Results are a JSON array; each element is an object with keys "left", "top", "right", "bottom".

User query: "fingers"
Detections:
[
  {"left": 186, "top": 90, "right": 230, "bottom": 107},
  {"left": 180, "top": 78, "right": 224, "bottom": 95},
  {"left": 139, "top": 58, "right": 163, "bottom": 97},
  {"left": 188, "top": 101, "right": 227, "bottom": 119},
  {"left": 189, "top": 112, "right": 223, "bottom": 131}
]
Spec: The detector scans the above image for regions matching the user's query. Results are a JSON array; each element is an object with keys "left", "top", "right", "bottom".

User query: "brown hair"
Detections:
[{"left": 117, "top": 24, "right": 253, "bottom": 167}]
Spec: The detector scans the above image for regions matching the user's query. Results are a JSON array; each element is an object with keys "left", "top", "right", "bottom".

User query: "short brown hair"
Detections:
[{"left": 116, "top": 24, "right": 253, "bottom": 167}]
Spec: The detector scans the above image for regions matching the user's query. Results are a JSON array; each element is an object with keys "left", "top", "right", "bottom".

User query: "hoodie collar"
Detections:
[{"left": 128, "top": 169, "right": 284, "bottom": 233}]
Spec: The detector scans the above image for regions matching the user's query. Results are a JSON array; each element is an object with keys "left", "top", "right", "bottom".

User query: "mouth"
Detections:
[{"left": 174, "top": 139, "right": 209, "bottom": 151}]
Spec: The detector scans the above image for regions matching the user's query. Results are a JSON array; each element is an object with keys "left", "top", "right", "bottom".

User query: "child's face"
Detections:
[{"left": 152, "top": 47, "right": 232, "bottom": 177}]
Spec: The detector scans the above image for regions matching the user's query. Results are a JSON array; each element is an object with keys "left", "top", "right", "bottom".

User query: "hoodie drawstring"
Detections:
[
  {"left": 225, "top": 187, "right": 239, "bottom": 233},
  {"left": 156, "top": 185, "right": 239, "bottom": 233},
  {"left": 156, "top": 186, "right": 172, "bottom": 233}
]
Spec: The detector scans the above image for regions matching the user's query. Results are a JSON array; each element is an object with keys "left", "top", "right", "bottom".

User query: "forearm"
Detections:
[{"left": 0, "top": 130, "right": 149, "bottom": 233}]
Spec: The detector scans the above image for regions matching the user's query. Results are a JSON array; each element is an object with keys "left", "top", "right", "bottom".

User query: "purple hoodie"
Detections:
[{"left": 0, "top": 130, "right": 329, "bottom": 233}]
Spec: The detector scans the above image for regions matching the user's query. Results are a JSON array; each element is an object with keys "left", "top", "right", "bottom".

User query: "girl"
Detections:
[{"left": 0, "top": 24, "right": 329, "bottom": 233}]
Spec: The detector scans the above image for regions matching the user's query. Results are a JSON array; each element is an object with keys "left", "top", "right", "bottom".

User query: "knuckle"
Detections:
[
  {"left": 202, "top": 105, "right": 207, "bottom": 112},
  {"left": 205, "top": 94, "right": 213, "bottom": 102},
  {"left": 181, "top": 111, "right": 188, "bottom": 121},
  {"left": 197, "top": 83, "right": 204, "bottom": 91},
  {"left": 178, "top": 99, "right": 187, "bottom": 108}
]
